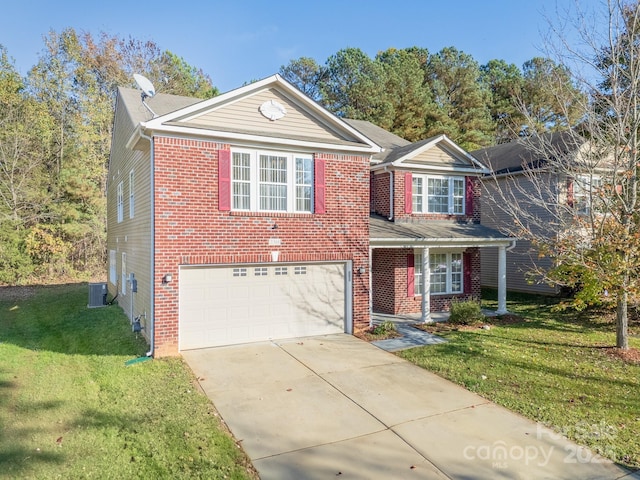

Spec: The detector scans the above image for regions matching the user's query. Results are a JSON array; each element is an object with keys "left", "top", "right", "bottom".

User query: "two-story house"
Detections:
[
  {"left": 108, "top": 74, "right": 514, "bottom": 357},
  {"left": 472, "top": 132, "right": 603, "bottom": 295},
  {"left": 108, "top": 75, "right": 380, "bottom": 356},
  {"left": 347, "top": 120, "right": 514, "bottom": 321}
]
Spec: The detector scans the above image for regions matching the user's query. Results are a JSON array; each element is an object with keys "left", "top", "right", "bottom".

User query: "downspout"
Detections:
[{"left": 139, "top": 128, "right": 155, "bottom": 357}]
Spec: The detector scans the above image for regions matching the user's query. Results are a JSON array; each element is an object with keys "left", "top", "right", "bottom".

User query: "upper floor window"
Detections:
[
  {"left": 412, "top": 175, "right": 464, "bottom": 214},
  {"left": 573, "top": 174, "right": 602, "bottom": 215},
  {"left": 129, "top": 170, "right": 135, "bottom": 219},
  {"left": 231, "top": 149, "right": 313, "bottom": 213},
  {"left": 117, "top": 182, "right": 124, "bottom": 223}
]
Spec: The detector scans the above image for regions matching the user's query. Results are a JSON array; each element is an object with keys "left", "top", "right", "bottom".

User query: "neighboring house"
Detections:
[
  {"left": 108, "top": 74, "right": 514, "bottom": 357},
  {"left": 108, "top": 74, "right": 380, "bottom": 356},
  {"left": 471, "top": 132, "right": 598, "bottom": 295},
  {"left": 351, "top": 120, "right": 514, "bottom": 320}
]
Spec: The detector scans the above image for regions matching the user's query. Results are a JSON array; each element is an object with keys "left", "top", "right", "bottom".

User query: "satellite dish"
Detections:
[
  {"left": 133, "top": 74, "right": 157, "bottom": 118},
  {"left": 133, "top": 74, "right": 156, "bottom": 98}
]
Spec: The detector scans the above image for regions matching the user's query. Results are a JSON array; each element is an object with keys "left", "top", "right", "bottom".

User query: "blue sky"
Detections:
[{"left": 2, "top": 0, "right": 597, "bottom": 93}]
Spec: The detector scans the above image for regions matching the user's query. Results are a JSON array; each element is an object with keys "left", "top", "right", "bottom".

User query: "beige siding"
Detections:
[
  {"left": 107, "top": 91, "right": 153, "bottom": 338},
  {"left": 179, "top": 88, "right": 360, "bottom": 144},
  {"left": 480, "top": 173, "right": 559, "bottom": 295},
  {"left": 404, "top": 145, "right": 469, "bottom": 167}
]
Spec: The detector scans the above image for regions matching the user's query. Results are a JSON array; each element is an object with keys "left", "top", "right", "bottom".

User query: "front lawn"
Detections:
[
  {"left": 0, "top": 284, "right": 256, "bottom": 479},
  {"left": 399, "top": 290, "right": 640, "bottom": 469}
]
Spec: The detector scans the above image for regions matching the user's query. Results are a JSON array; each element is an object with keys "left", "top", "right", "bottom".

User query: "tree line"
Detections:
[{"left": 0, "top": 17, "right": 615, "bottom": 288}]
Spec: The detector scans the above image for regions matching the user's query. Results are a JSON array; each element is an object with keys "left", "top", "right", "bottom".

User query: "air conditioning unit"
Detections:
[{"left": 88, "top": 282, "right": 107, "bottom": 308}]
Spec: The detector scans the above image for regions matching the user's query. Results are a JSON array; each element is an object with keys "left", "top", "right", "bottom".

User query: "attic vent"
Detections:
[{"left": 88, "top": 282, "right": 107, "bottom": 308}]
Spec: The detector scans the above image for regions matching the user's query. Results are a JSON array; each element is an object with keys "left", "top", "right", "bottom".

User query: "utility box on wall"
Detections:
[{"left": 88, "top": 282, "right": 107, "bottom": 308}]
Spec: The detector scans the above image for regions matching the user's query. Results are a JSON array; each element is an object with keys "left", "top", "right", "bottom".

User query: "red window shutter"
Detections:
[
  {"left": 463, "top": 252, "right": 472, "bottom": 294},
  {"left": 466, "top": 176, "right": 474, "bottom": 215},
  {"left": 407, "top": 253, "right": 415, "bottom": 297},
  {"left": 404, "top": 172, "right": 412, "bottom": 214},
  {"left": 218, "top": 149, "right": 231, "bottom": 211},
  {"left": 314, "top": 158, "right": 326, "bottom": 214}
]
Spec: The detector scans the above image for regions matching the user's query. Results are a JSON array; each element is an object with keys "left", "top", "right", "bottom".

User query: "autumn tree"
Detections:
[{"left": 481, "top": 0, "right": 640, "bottom": 350}]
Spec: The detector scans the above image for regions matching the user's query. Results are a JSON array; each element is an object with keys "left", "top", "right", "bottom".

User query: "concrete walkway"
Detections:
[
  {"left": 184, "top": 334, "right": 639, "bottom": 480},
  {"left": 371, "top": 312, "right": 448, "bottom": 351}
]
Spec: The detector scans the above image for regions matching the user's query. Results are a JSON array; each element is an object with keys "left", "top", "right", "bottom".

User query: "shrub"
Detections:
[
  {"left": 449, "top": 300, "right": 484, "bottom": 325},
  {"left": 372, "top": 320, "right": 397, "bottom": 336}
]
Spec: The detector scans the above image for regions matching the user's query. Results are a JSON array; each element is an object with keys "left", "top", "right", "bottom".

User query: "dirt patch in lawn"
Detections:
[{"left": 0, "top": 285, "right": 40, "bottom": 302}]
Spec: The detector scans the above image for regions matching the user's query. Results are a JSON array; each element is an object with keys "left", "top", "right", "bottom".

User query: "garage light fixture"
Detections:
[
  {"left": 358, "top": 266, "right": 366, "bottom": 275},
  {"left": 163, "top": 274, "right": 173, "bottom": 283}
]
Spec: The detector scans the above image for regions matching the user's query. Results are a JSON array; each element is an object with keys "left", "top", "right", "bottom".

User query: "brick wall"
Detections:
[
  {"left": 152, "top": 137, "right": 371, "bottom": 356},
  {"left": 371, "top": 171, "right": 391, "bottom": 217},
  {"left": 372, "top": 247, "right": 481, "bottom": 315}
]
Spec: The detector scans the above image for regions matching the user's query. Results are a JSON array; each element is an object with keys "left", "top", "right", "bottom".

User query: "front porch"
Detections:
[{"left": 369, "top": 215, "right": 515, "bottom": 322}]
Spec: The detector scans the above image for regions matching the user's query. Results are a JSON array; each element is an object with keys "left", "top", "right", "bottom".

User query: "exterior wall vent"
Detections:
[{"left": 88, "top": 282, "right": 108, "bottom": 308}]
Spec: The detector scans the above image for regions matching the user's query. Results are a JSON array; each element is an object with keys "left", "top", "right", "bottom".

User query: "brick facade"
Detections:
[
  {"left": 372, "top": 247, "right": 481, "bottom": 315},
  {"left": 152, "top": 137, "right": 371, "bottom": 356}
]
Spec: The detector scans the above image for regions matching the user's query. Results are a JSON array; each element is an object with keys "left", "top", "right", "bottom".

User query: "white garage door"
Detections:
[{"left": 179, "top": 263, "right": 348, "bottom": 350}]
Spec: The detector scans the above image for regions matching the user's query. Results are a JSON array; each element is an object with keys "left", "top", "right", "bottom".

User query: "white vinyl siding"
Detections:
[
  {"left": 412, "top": 175, "right": 464, "bottom": 214},
  {"left": 231, "top": 148, "right": 313, "bottom": 213},
  {"left": 117, "top": 182, "right": 124, "bottom": 222},
  {"left": 415, "top": 251, "right": 463, "bottom": 295}
]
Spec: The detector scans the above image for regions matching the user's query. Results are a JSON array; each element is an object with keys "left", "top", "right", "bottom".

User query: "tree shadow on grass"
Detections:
[{"left": 0, "top": 283, "right": 148, "bottom": 356}]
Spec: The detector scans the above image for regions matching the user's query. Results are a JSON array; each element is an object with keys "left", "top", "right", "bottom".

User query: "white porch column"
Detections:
[
  {"left": 497, "top": 245, "right": 508, "bottom": 314},
  {"left": 421, "top": 247, "right": 431, "bottom": 323}
]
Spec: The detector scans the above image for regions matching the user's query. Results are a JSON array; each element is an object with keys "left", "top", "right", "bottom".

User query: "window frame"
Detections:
[
  {"left": 231, "top": 148, "right": 314, "bottom": 213},
  {"left": 117, "top": 182, "right": 124, "bottom": 223},
  {"left": 414, "top": 251, "right": 464, "bottom": 295},
  {"left": 573, "top": 174, "right": 603, "bottom": 216},
  {"left": 129, "top": 170, "right": 135, "bottom": 219},
  {"left": 412, "top": 174, "right": 465, "bottom": 215},
  {"left": 120, "top": 252, "right": 127, "bottom": 295}
]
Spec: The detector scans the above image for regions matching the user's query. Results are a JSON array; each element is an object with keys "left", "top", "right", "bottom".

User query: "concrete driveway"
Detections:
[{"left": 183, "top": 334, "right": 638, "bottom": 480}]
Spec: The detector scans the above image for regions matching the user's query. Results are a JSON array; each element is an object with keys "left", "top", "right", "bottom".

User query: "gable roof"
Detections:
[
  {"left": 369, "top": 133, "right": 490, "bottom": 175},
  {"left": 470, "top": 131, "right": 584, "bottom": 175},
  {"left": 124, "top": 74, "right": 381, "bottom": 154},
  {"left": 117, "top": 87, "right": 201, "bottom": 125}
]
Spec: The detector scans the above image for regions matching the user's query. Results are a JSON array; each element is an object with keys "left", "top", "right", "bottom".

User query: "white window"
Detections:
[
  {"left": 415, "top": 251, "right": 463, "bottom": 295},
  {"left": 412, "top": 175, "right": 464, "bottom": 214},
  {"left": 129, "top": 170, "right": 135, "bottom": 218},
  {"left": 573, "top": 174, "right": 602, "bottom": 215},
  {"left": 275, "top": 267, "right": 288, "bottom": 276},
  {"left": 254, "top": 267, "right": 268, "bottom": 276},
  {"left": 109, "top": 250, "right": 116, "bottom": 285},
  {"left": 294, "top": 266, "right": 307, "bottom": 275},
  {"left": 117, "top": 182, "right": 124, "bottom": 222},
  {"left": 231, "top": 149, "right": 313, "bottom": 213},
  {"left": 120, "top": 252, "right": 127, "bottom": 295},
  {"left": 232, "top": 268, "right": 247, "bottom": 277}
]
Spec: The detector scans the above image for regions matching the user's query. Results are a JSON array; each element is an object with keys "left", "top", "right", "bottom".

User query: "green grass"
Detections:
[
  {"left": 0, "top": 284, "right": 256, "bottom": 479},
  {"left": 399, "top": 289, "right": 640, "bottom": 469}
]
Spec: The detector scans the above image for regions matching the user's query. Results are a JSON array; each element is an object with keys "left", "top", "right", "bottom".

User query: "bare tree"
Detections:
[{"left": 478, "top": 0, "right": 640, "bottom": 350}]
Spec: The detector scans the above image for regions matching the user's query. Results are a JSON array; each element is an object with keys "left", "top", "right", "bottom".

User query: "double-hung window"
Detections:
[
  {"left": 232, "top": 149, "right": 313, "bottom": 213},
  {"left": 117, "top": 182, "right": 124, "bottom": 222},
  {"left": 414, "top": 251, "right": 463, "bottom": 295},
  {"left": 412, "top": 175, "right": 464, "bottom": 214},
  {"left": 573, "top": 174, "right": 602, "bottom": 215},
  {"left": 129, "top": 170, "right": 135, "bottom": 218}
]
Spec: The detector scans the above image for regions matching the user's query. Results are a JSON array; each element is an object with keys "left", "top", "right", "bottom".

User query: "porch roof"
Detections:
[{"left": 369, "top": 215, "right": 515, "bottom": 248}]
